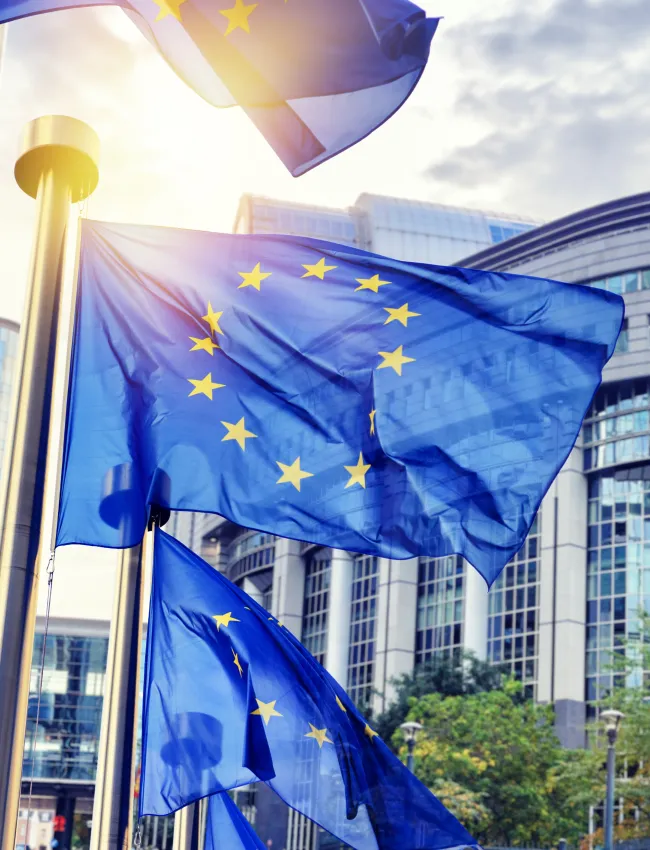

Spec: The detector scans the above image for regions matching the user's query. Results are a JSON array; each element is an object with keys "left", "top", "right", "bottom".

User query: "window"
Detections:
[
  {"left": 415, "top": 555, "right": 465, "bottom": 665},
  {"left": 24, "top": 635, "right": 109, "bottom": 780},
  {"left": 302, "top": 550, "right": 330, "bottom": 665},
  {"left": 586, "top": 474, "right": 650, "bottom": 713},
  {"left": 615, "top": 320, "right": 628, "bottom": 354},
  {"left": 487, "top": 515, "right": 541, "bottom": 699},
  {"left": 347, "top": 555, "right": 379, "bottom": 709},
  {"left": 585, "top": 269, "right": 650, "bottom": 293}
]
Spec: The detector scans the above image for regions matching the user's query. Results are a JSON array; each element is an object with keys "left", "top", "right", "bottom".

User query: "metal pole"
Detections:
[
  {"left": 173, "top": 803, "right": 199, "bottom": 850},
  {"left": 406, "top": 739, "right": 415, "bottom": 773},
  {"left": 0, "top": 115, "right": 99, "bottom": 850},
  {"left": 605, "top": 738, "right": 615, "bottom": 850},
  {"left": 90, "top": 481, "right": 169, "bottom": 850},
  {"left": 89, "top": 542, "right": 144, "bottom": 850}
]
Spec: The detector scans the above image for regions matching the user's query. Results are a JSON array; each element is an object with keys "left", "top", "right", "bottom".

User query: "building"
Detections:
[
  {"left": 198, "top": 190, "right": 650, "bottom": 845},
  {"left": 458, "top": 190, "right": 650, "bottom": 737},
  {"left": 234, "top": 193, "right": 541, "bottom": 265},
  {"left": 0, "top": 317, "right": 19, "bottom": 476}
]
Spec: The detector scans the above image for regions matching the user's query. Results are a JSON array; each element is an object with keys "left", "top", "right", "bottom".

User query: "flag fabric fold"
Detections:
[
  {"left": 57, "top": 220, "right": 622, "bottom": 586},
  {"left": 140, "top": 528, "right": 479, "bottom": 850},
  {"left": 0, "top": 0, "right": 438, "bottom": 175},
  {"left": 204, "top": 793, "right": 266, "bottom": 850}
]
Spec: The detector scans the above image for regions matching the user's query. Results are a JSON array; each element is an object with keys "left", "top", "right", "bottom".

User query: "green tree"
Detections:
[
  {"left": 374, "top": 651, "right": 511, "bottom": 742},
  {"left": 400, "top": 681, "right": 601, "bottom": 847},
  {"left": 587, "top": 613, "right": 650, "bottom": 838}
]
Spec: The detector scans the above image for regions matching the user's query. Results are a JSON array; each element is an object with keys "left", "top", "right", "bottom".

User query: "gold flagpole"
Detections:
[
  {"left": 90, "top": 473, "right": 170, "bottom": 850},
  {"left": 0, "top": 115, "right": 99, "bottom": 850}
]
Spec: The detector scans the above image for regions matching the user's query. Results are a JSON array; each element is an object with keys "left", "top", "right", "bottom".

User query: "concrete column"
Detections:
[
  {"left": 463, "top": 562, "right": 489, "bottom": 660},
  {"left": 373, "top": 557, "right": 418, "bottom": 716},
  {"left": 325, "top": 549, "right": 353, "bottom": 686},
  {"left": 242, "top": 577, "right": 263, "bottom": 606},
  {"left": 538, "top": 444, "right": 588, "bottom": 747},
  {"left": 271, "top": 538, "right": 305, "bottom": 639}
]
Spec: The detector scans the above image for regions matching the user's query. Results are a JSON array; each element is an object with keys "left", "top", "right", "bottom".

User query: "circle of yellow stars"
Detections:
[
  {"left": 210, "top": 604, "right": 381, "bottom": 750},
  {"left": 186, "top": 250, "right": 420, "bottom": 496}
]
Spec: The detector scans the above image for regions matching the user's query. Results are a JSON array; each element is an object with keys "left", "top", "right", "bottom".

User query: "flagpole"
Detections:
[
  {"left": 90, "top": 476, "right": 171, "bottom": 850},
  {"left": 0, "top": 115, "right": 99, "bottom": 850},
  {"left": 89, "top": 538, "right": 144, "bottom": 850},
  {"left": 173, "top": 802, "right": 200, "bottom": 850}
]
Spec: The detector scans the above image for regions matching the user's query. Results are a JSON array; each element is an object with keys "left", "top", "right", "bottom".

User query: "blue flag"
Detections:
[
  {"left": 0, "top": 0, "right": 437, "bottom": 176},
  {"left": 56, "top": 220, "right": 622, "bottom": 585},
  {"left": 204, "top": 793, "right": 265, "bottom": 850},
  {"left": 140, "top": 529, "right": 479, "bottom": 850}
]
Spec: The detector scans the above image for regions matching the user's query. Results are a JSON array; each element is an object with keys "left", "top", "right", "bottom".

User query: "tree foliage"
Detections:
[
  {"left": 400, "top": 681, "right": 602, "bottom": 847},
  {"left": 585, "top": 613, "right": 650, "bottom": 839},
  {"left": 374, "top": 651, "right": 511, "bottom": 742}
]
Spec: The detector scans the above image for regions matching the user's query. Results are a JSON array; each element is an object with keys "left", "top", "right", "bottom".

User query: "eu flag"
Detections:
[
  {"left": 56, "top": 220, "right": 622, "bottom": 585},
  {"left": 140, "top": 529, "right": 478, "bottom": 850},
  {"left": 0, "top": 0, "right": 437, "bottom": 176}
]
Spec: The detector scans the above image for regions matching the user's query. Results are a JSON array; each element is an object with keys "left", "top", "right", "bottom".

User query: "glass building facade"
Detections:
[
  {"left": 583, "top": 380, "right": 650, "bottom": 472},
  {"left": 302, "top": 549, "right": 331, "bottom": 665},
  {"left": 235, "top": 195, "right": 360, "bottom": 246},
  {"left": 234, "top": 193, "right": 540, "bottom": 266},
  {"left": 487, "top": 516, "right": 541, "bottom": 699},
  {"left": 585, "top": 471, "right": 648, "bottom": 712},
  {"left": 24, "top": 634, "right": 108, "bottom": 781},
  {"left": 347, "top": 554, "right": 379, "bottom": 708},
  {"left": 415, "top": 555, "right": 465, "bottom": 665}
]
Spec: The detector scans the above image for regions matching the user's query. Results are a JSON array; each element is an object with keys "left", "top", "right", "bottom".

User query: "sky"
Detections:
[
  {"left": 2, "top": 0, "right": 650, "bottom": 326},
  {"left": 0, "top": 0, "right": 649, "bottom": 614}
]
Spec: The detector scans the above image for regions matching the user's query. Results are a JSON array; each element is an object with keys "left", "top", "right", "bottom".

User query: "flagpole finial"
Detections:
[{"left": 15, "top": 114, "right": 100, "bottom": 201}]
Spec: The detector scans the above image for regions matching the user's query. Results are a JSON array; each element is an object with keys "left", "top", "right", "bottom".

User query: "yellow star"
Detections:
[
  {"left": 344, "top": 452, "right": 371, "bottom": 489},
  {"left": 202, "top": 303, "right": 224, "bottom": 337},
  {"left": 152, "top": 0, "right": 186, "bottom": 21},
  {"left": 276, "top": 457, "right": 314, "bottom": 492},
  {"left": 213, "top": 612, "right": 240, "bottom": 631},
  {"left": 251, "top": 699, "right": 282, "bottom": 726},
  {"left": 335, "top": 695, "right": 347, "bottom": 713},
  {"left": 220, "top": 0, "right": 258, "bottom": 35},
  {"left": 188, "top": 373, "right": 225, "bottom": 399},
  {"left": 304, "top": 723, "right": 333, "bottom": 749},
  {"left": 369, "top": 409, "right": 376, "bottom": 436},
  {"left": 189, "top": 336, "right": 219, "bottom": 356},
  {"left": 384, "top": 303, "right": 421, "bottom": 327},
  {"left": 301, "top": 258, "right": 337, "bottom": 280},
  {"left": 364, "top": 724, "right": 379, "bottom": 741},
  {"left": 221, "top": 418, "right": 257, "bottom": 451},
  {"left": 232, "top": 648, "right": 243, "bottom": 677},
  {"left": 238, "top": 262, "right": 271, "bottom": 291},
  {"left": 355, "top": 274, "right": 391, "bottom": 293},
  {"left": 377, "top": 345, "right": 415, "bottom": 377}
]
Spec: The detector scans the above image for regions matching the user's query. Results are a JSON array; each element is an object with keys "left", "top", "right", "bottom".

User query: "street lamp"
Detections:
[
  {"left": 400, "top": 721, "right": 423, "bottom": 773},
  {"left": 600, "top": 709, "right": 624, "bottom": 850}
]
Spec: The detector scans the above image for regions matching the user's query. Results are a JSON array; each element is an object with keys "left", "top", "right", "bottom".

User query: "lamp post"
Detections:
[
  {"left": 600, "top": 709, "right": 624, "bottom": 850},
  {"left": 400, "top": 721, "right": 423, "bottom": 773}
]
